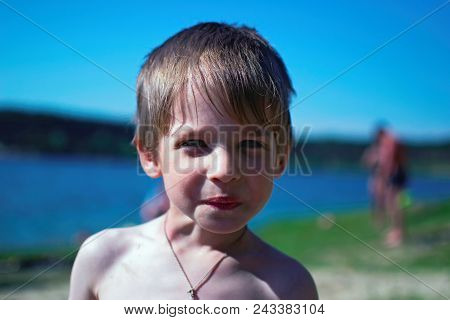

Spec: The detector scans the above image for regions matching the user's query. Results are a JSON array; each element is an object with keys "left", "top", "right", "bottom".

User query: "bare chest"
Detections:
[{"left": 96, "top": 250, "right": 281, "bottom": 300}]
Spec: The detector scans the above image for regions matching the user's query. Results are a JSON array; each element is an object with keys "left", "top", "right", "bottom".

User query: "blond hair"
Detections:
[{"left": 133, "top": 22, "right": 295, "bottom": 153}]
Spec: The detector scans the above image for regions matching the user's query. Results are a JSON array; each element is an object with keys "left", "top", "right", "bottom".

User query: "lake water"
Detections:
[{"left": 1, "top": 154, "right": 449, "bottom": 249}]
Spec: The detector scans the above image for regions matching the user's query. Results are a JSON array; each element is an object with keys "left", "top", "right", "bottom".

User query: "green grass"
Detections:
[
  {"left": 256, "top": 200, "right": 450, "bottom": 272},
  {"left": 0, "top": 246, "right": 76, "bottom": 289},
  {"left": 1, "top": 200, "right": 449, "bottom": 297}
]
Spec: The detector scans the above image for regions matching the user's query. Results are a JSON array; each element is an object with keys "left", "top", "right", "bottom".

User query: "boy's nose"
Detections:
[{"left": 206, "top": 147, "right": 241, "bottom": 183}]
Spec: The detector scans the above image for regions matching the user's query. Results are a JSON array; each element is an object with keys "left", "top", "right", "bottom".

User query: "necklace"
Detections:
[{"left": 163, "top": 216, "right": 247, "bottom": 300}]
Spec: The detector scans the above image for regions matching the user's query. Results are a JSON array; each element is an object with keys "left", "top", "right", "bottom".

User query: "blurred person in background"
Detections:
[
  {"left": 362, "top": 130, "right": 385, "bottom": 227},
  {"left": 362, "top": 125, "right": 408, "bottom": 247}
]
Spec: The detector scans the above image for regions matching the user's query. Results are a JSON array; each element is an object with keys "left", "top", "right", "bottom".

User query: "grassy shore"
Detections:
[
  {"left": 257, "top": 199, "right": 450, "bottom": 299},
  {"left": 1, "top": 199, "right": 449, "bottom": 299}
]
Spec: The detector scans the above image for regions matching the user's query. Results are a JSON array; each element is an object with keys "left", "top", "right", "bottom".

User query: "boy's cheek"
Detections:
[
  {"left": 163, "top": 171, "right": 203, "bottom": 197},
  {"left": 246, "top": 178, "right": 274, "bottom": 210},
  {"left": 238, "top": 153, "right": 282, "bottom": 176}
]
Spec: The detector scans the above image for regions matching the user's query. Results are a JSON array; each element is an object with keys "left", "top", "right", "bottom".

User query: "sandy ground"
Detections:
[
  {"left": 312, "top": 269, "right": 450, "bottom": 299},
  {"left": 1, "top": 268, "right": 448, "bottom": 300}
]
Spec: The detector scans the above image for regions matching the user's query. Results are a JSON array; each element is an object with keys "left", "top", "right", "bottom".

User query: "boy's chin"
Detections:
[{"left": 195, "top": 214, "right": 250, "bottom": 235}]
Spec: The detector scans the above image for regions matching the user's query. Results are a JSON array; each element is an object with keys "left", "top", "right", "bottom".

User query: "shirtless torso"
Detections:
[{"left": 69, "top": 215, "right": 318, "bottom": 300}]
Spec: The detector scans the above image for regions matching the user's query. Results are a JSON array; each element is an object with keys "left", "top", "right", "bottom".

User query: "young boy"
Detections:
[{"left": 69, "top": 22, "right": 318, "bottom": 300}]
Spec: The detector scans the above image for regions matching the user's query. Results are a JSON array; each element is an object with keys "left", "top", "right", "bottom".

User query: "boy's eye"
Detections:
[
  {"left": 240, "top": 140, "right": 264, "bottom": 149},
  {"left": 179, "top": 139, "right": 208, "bottom": 149}
]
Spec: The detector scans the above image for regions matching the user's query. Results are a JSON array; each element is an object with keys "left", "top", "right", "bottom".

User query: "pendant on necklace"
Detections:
[{"left": 188, "top": 289, "right": 196, "bottom": 299}]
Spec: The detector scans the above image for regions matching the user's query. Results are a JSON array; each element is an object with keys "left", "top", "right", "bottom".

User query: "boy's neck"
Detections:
[{"left": 162, "top": 209, "right": 248, "bottom": 253}]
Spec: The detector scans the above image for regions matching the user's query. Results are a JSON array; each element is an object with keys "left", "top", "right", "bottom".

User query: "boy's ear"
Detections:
[
  {"left": 138, "top": 150, "right": 162, "bottom": 178},
  {"left": 272, "top": 145, "right": 290, "bottom": 178},
  {"left": 136, "top": 140, "right": 162, "bottom": 178}
]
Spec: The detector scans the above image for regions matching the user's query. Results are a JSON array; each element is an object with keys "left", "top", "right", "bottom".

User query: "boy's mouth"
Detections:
[{"left": 200, "top": 196, "right": 242, "bottom": 210}]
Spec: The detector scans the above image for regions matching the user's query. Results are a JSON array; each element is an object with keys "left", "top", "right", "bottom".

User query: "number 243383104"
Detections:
[{"left": 253, "top": 303, "right": 324, "bottom": 315}]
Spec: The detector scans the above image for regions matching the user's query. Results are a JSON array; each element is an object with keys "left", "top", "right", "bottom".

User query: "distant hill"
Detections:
[
  {"left": 0, "top": 109, "right": 135, "bottom": 157},
  {"left": 293, "top": 138, "right": 450, "bottom": 174},
  {"left": 1, "top": 109, "right": 449, "bottom": 174}
]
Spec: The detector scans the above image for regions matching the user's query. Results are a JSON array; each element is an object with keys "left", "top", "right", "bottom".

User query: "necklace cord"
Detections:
[{"left": 163, "top": 216, "right": 247, "bottom": 298}]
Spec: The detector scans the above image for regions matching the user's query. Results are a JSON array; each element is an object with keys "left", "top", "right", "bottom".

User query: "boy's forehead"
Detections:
[
  {"left": 173, "top": 84, "right": 231, "bottom": 122},
  {"left": 170, "top": 82, "right": 264, "bottom": 133}
]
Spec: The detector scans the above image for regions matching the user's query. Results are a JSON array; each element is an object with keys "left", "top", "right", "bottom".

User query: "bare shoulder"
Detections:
[
  {"left": 282, "top": 258, "right": 319, "bottom": 300},
  {"left": 247, "top": 234, "right": 319, "bottom": 300},
  {"left": 68, "top": 220, "right": 158, "bottom": 299},
  {"left": 68, "top": 227, "right": 128, "bottom": 299}
]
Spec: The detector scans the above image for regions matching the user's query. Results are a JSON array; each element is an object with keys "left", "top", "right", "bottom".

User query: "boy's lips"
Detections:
[{"left": 200, "top": 196, "right": 242, "bottom": 210}]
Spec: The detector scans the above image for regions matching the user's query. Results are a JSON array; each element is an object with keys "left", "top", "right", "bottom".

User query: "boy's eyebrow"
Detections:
[
  {"left": 170, "top": 126, "right": 221, "bottom": 138},
  {"left": 170, "top": 125, "right": 197, "bottom": 137},
  {"left": 171, "top": 125, "right": 267, "bottom": 137}
]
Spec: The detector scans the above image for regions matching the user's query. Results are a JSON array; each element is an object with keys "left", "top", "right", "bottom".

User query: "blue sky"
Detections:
[{"left": 1, "top": 0, "right": 449, "bottom": 141}]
